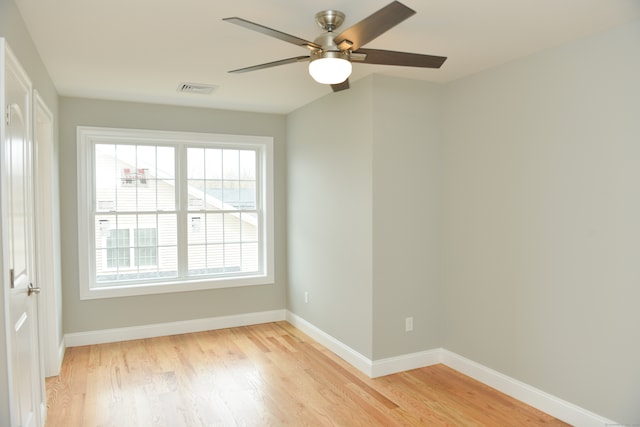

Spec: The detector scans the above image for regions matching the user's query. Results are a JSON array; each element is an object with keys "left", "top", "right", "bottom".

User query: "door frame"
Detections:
[{"left": 33, "top": 91, "right": 63, "bottom": 381}]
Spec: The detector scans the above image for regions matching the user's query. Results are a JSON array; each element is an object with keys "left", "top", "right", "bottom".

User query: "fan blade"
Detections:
[
  {"left": 355, "top": 48, "right": 447, "bottom": 68},
  {"left": 333, "top": 1, "right": 415, "bottom": 51},
  {"left": 331, "top": 79, "right": 350, "bottom": 92},
  {"left": 229, "top": 56, "right": 310, "bottom": 73},
  {"left": 223, "top": 17, "right": 321, "bottom": 50}
]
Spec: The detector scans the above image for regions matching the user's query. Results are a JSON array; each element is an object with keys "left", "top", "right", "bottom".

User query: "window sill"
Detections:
[{"left": 79, "top": 274, "right": 273, "bottom": 300}]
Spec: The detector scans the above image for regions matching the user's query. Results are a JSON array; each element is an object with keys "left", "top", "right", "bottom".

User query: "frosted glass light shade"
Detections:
[{"left": 308, "top": 57, "right": 352, "bottom": 85}]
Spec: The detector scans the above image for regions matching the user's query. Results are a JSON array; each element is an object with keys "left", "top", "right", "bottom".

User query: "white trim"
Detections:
[
  {"left": 53, "top": 341, "right": 65, "bottom": 378},
  {"left": 285, "top": 311, "right": 373, "bottom": 376},
  {"left": 285, "top": 312, "right": 442, "bottom": 379},
  {"left": 285, "top": 313, "right": 618, "bottom": 426},
  {"left": 33, "top": 90, "right": 63, "bottom": 379},
  {"left": 64, "top": 309, "right": 286, "bottom": 347},
  {"left": 440, "top": 350, "right": 617, "bottom": 427},
  {"left": 40, "top": 402, "right": 46, "bottom": 427},
  {"left": 371, "top": 348, "right": 442, "bottom": 378}
]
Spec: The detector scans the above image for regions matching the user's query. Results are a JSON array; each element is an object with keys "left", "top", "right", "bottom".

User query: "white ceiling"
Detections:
[{"left": 15, "top": 0, "right": 640, "bottom": 114}]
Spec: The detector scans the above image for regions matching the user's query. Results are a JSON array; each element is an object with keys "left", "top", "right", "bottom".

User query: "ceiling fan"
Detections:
[{"left": 223, "top": 1, "right": 447, "bottom": 92}]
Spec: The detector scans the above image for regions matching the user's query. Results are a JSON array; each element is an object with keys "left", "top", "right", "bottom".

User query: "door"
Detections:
[{"left": 2, "top": 41, "right": 42, "bottom": 427}]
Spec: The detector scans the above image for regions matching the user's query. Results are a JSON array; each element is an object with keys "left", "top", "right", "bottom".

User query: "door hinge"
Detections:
[
  {"left": 5, "top": 106, "right": 10, "bottom": 126},
  {"left": 9, "top": 268, "right": 15, "bottom": 288}
]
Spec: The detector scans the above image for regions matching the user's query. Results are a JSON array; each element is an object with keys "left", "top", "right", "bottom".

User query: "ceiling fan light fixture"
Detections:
[
  {"left": 225, "top": 2, "right": 447, "bottom": 93},
  {"left": 308, "top": 51, "right": 352, "bottom": 85}
]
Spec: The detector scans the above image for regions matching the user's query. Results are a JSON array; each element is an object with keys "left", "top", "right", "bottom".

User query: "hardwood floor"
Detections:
[{"left": 45, "top": 322, "right": 568, "bottom": 426}]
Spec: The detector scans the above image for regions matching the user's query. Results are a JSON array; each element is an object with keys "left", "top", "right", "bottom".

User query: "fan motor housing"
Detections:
[
  {"left": 310, "top": 49, "right": 350, "bottom": 62},
  {"left": 313, "top": 32, "right": 343, "bottom": 53},
  {"left": 315, "top": 10, "right": 345, "bottom": 31}
]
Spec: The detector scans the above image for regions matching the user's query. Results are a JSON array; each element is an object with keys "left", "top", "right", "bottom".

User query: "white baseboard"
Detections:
[
  {"left": 40, "top": 402, "right": 47, "bottom": 426},
  {"left": 64, "top": 309, "right": 286, "bottom": 347},
  {"left": 286, "top": 311, "right": 442, "bottom": 378},
  {"left": 43, "top": 338, "right": 65, "bottom": 378},
  {"left": 286, "top": 311, "right": 439, "bottom": 378},
  {"left": 285, "top": 311, "right": 373, "bottom": 376},
  {"left": 54, "top": 339, "right": 65, "bottom": 375},
  {"left": 440, "top": 350, "right": 616, "bottom": 427},
  {"left": 286, "top": 312, "right": 617, "bottom": 427},
  {"left": 371, "top": 348, "right": 442, "bottom": 378}
]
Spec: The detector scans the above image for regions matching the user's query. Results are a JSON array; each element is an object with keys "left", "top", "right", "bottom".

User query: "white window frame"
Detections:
[
  {"left": 77, "top": 126, "right": 274, "bottom": 300},
  {"left": 102, "top": 226, "right": 158, "bottom": 270}
]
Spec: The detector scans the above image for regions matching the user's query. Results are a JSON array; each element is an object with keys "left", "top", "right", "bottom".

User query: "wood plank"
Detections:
[{"left": 45, "top": 322, "right": 569, "bottom": 426}]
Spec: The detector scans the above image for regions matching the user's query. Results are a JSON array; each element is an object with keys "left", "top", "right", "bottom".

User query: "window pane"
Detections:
[
  {"left": 206, "top": 213, "right": 224, "bottom": 243},
  {"left": 136, "top": 247, "right": 157, "bottom": 267},
  {"left": 116, "top": 145, "right": 140, "bottom": 212},
  {"left": 205, "top": 180, "right": 223, "bottom": 211},
  {"left": 240, "top": 213, "right": 258, "bottom": 242},
  {"left": 205, "top": 148, "right": 222, "bottom": 180},
  {"left": 206, "top": 245, "right": 224, "bottom": 270},
  {"left": 135, "top": 225, "right": 157, "bottom": 267},
  {"left": 137, "top": 214, "right": 157, "bottom": 232},
  {"left": 240, "top": 180, "right": 256, "bottom": 210},
  {"left": 223, "top": 149, "right": 240, "bottom": 180},
  {"left": 104, "top": 144, "right": 171, "bottom": 212},
  {"left": 225, "top": 243, "right": 241, "bottom": 271},
  {"left": 223, "top": 181, "right": 240, "bottom": 208},
  {"left": 157, "top": 214, "right": 177, "bottom": 246},
  {"left": 95, "top": 144, "right": 117, "bottom": 212},
  {"left": 135, "top": 145, "right": 156, "bottom": 212},
  {"left": 135, "top": 228, "right": 157, "bottom": 246},
  {"left": 156, "top": 146, "right": 175, "bottom": 179},
  {"left": 157, "top": 178, "right": 176, "bottom": 211},
  {"left": 187, "top": 148, "right": 205, "bottom": 179},
  {"left": 188, "top": 214, "right": 206, "bottom": 245},
  {"left": 239, "top": 150, "right": 256, "bottom": 180},
  {"left": 241, "top": 242, "right": 259, "bottom": 272},
  {"left": 136, "top": 176, "right": 157, "bottom": 211},
  {"left": 188, "top": 245, "right": 206, "bottom": 274},
  {"left": 117, "top": 215, "right": 137, "bottom": 231},
  {"left": 158, "top": 246, "right": 178, "bottom": 278},
  {"left": 94, "top": 215, "right": 115, "bottom": 250},
  {"left": 187, "top": 179, "right": 204, "bottom": 210},
  {"left": 106, "top": 229, "right": 130, "bottom": 269},
  {"left": 224, "top": 213, "right": 241, "bottom": 242},
  {"left": 137, "top": 145, "right": 156, "bottom": 177}
]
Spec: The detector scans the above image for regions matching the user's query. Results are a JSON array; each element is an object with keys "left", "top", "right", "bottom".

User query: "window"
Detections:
[
  {"left": 104, "top": 227, "right": 157, "bottom": 272},
  {"left": 77, "top": 127, "right": 274, "bottom": 299},
  {"left": 134, "top": 228, "right": 158, "bottom": 267},
  {"left": 106, "top": 229, "right": 131, "bottom": 268}
]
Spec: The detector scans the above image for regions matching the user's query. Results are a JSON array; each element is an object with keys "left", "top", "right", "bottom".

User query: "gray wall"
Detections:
[
  {"left": 442, "top": 21, "right": 640, "bottom": 424},
  {"left": 371, "top": 75, "right": 444, "bottom": 359},
  {"left": 1, "top": 0, "right": 59, "bottom": 423},
  {"left": 287, "top": 79, "right": 374, "bottom": 357},
  {"left": 59, "top": 97, "right": 287, "bottom": 333},
  {"left": 287, "top": 75, "right": 445, "bottom": 359}
]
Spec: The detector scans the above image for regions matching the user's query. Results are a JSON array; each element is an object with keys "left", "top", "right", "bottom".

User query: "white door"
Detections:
[{"left": 2, "top": 41, "right": 42, "bottom": 427}]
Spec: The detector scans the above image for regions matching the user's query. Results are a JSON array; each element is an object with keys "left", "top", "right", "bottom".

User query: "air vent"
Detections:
[{"left": 177, "top": 82, "right": 217, "bottom": 95}]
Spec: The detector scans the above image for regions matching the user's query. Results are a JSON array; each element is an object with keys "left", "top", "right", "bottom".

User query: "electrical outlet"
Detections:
[
  {"left": 304, "top": 292, "right": 309, "bottom": 303},
  {"left": 405, "top": 317, "right": 413, "bottom": 332}
]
